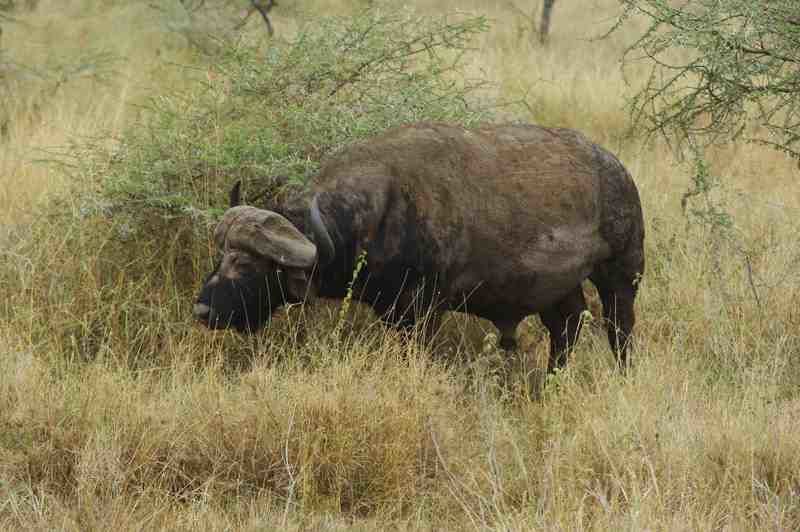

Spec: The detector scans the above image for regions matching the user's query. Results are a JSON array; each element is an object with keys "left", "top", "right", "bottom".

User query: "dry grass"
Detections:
[
  {"left": 2, "top": 0, "right": 800, "bottom": 530},
  {"left": 0, "top": 0, "right": 199, "bottom": 224}
]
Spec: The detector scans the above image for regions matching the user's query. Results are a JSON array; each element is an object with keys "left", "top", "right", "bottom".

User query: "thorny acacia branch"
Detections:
[{"left": 615, "top": 0, "right": 800, "bottom": 160}]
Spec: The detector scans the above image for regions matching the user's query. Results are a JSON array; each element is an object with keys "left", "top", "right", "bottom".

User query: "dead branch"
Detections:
[
  {"left": 236, "top": 0, "right": 277, "bottom": 36},
  {"left": 539, "top": 0, "right": 556, "bottom": 44}
]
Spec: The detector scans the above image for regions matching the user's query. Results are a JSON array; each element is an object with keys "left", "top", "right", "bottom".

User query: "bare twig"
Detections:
[
  {"left": 539, "top": 0, "right": 557, "bottom": 44},
  {"left": 743, "top": 253, "right": 762, "bottom": 310},
  {"left": 281, "top": 410, "right": 297, "bottom": 528},
  {"left": 427, "top": 417, "right": 483, "bottom": 530},
  {"left": 236, "top": 0, "right": 277, "bottom": 36},
  {"left": 615, "top": 1, "right": 800, "bottom": 161}
]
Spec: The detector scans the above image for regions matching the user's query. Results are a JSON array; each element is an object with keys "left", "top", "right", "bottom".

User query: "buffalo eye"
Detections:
[
  {"left": 235, "top": 253, "right": 272, "bottom": 276},
  {"left": 233, "top": 254, "right": 252, "bottom": 270}
]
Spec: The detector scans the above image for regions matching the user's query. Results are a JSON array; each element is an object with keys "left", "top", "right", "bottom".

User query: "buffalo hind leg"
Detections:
[
  {"left": 596, "top": 283, "right": 637, "bottom": 370},
  {"left": 590, "top": 268, "right": 640, "bottom": 370},
  {"left": 539, "top": 287, "right": 588, "bottom": 374},
  {"left": 495, "top": 319, "right": 521, "bottom": 351}
]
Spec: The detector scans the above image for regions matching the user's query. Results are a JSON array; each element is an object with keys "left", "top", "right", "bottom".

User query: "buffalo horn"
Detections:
[
  {"left": 214, "top": 206, "right": 317, "bottom": 269},
  {"left": 308, "top": 194, "right": 335, "bottom": 267}
]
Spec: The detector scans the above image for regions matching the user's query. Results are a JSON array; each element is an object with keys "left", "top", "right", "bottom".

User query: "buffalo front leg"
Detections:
[
  {"left": 393, "top": 309, "right": 442, "bottom": 348},
  {"left": 376, "top": 284, "right": 443, "bottom": 347},
  {"left": 539, "top": 286, "right": 588, "bottom": 374}
]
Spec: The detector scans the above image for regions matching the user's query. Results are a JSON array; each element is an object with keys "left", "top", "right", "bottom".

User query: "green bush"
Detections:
[
  {"left": 0, "top": 6, "right": 495, "bottom": 365},
  {"left": 83, "top": 7, "right": 493, "bottom": 248}
]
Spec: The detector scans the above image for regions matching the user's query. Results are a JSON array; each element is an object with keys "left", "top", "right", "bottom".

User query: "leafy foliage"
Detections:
[
  {"left": 612, "top": 1, "right": 800, "bottom": 312},
  {"left": 615, "top": 0, "right": 800, "bottom": 159},
  {"left": 81, "top": 6, "right": 492, "bottom": 241}
]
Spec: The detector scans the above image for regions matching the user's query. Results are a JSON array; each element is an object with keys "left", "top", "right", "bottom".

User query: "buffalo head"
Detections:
[{"left": 193, "top": 183, "right": 334, "bottom": 332}]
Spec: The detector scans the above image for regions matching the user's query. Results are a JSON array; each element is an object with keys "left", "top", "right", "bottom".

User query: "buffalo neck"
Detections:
[{"left": 305, "top": 190, "right": 363, "bottom": 299}]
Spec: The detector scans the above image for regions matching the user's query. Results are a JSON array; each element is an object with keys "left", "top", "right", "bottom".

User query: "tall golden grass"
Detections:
[{"left": 2, "top": 0, "right": 799, "bottom": 530}]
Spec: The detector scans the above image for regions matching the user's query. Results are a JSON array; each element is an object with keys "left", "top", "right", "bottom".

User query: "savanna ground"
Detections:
[{"left": 1, "top": 1, "right": 800, "bottom": 530}]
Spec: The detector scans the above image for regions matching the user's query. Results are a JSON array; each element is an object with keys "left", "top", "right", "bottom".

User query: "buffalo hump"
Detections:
[{"left": 312, "top": 123, "right": 640, "bottom": 312}]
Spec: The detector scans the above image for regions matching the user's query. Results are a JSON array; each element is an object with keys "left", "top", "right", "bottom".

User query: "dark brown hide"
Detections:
[{"left": 311, "top": 122, "right": 644, "bottom": 370}]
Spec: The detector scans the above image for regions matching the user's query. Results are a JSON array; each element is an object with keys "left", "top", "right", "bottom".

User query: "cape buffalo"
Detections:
[{"left": 194, "top": 122, "right": 645, "bottom": 373}]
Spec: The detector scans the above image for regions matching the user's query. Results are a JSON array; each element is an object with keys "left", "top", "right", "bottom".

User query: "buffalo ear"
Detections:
[
  {"left": 229, "top": 181, "right": 242, "bottom": 207},
  {"left": 286, "top": 268, "right": 314, "bottom": 302}
]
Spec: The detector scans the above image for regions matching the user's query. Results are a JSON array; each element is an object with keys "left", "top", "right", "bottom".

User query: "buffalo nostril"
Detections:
[{"left": 194, "top": 303, "right": 211, "bottom": 320}]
